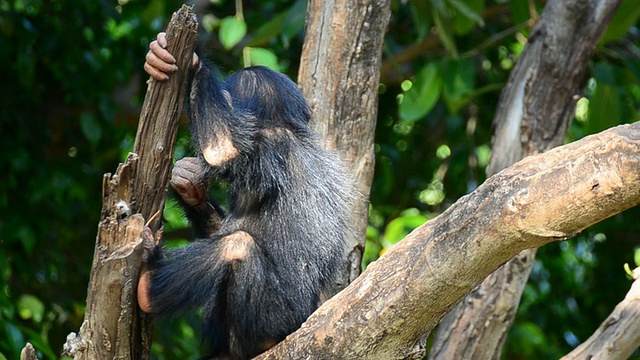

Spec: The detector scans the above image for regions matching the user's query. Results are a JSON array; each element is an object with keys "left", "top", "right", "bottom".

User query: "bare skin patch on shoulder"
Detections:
[
  {"left": 202, "top": 134, "right": 239, "bottom": 167},
  {"left": 221, "top": 231, "right": 255, "bottom": 262}
]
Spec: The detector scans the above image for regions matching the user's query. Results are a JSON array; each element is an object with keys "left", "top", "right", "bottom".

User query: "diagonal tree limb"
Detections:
[
  {"left": 430, "top": 1, "right": 623, "bottom": 358},
  {"left": 257, "top": 122, "right": 640, "bottom": 359},
  {"left": 133, "top": 4, "right": 198, "bottom": 233}
]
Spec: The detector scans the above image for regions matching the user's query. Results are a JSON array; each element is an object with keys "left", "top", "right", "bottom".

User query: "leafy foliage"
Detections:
[{"left": 1, "top": 0, "right": 639, "bottom": 359}]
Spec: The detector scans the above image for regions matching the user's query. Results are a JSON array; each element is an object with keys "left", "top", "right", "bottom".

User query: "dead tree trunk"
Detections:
[
  {"left": 430, "top": 1, "right": 622, "bottom": 358},
  {"left": 298, "top": 0, "right": 391, "bottom": 290},
  {"left": 62, "top": 6, "right": 198, "bottom": 359},
  {"left": 257, "top": 122, "right": 640, "bottom": 358}
]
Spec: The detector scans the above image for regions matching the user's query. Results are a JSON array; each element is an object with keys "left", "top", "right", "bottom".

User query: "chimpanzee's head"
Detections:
[{"left": 221, "top": 66, "right": 311, "bottom": 132}]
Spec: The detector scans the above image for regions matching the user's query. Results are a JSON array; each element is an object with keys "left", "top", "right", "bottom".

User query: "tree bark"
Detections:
[
  {"left": 132, "top": 5, "right": 198, "bottom": 233},
  {"left": 562, "top": 268, "right": 640, "bottom": 360},
  {"left": 257, "top": 122, "right": 640, "bottom": 359},
  {"left": 62, "top": 6, "right": 198, "bottom": 359},
  {"left": 430, "top": 1, "right": 622, "bottom": 358},
  {"left": 20, "top": 343, "right": 37, "bottom": 360},
  {"left": 298, "top": 0, "right": 391, "bottom": 289},
  {"left": 63, "top": 156, "right": 146, "bottom": 360}
]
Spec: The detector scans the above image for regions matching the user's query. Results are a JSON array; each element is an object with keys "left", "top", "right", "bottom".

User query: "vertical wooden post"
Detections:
[{"left": 63, "top": 6, "right": 198, "bottom": 359}]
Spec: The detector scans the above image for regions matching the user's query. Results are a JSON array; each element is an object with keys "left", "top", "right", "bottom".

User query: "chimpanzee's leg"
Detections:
[{"left": 209, "top": 231, "right": 314, "bottom": 359}]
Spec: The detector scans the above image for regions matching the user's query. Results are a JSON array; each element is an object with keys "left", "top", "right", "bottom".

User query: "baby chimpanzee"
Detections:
[{"left": 137, "top": 32, "right": 354, "bottom": 359}]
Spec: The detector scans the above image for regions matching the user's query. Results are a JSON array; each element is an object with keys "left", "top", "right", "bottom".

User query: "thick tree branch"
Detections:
[
  {"left": 63, "top": 156, "right": 146, "bottom": 359},
  {"left": 562, "top": 267, "right": 640, "bottom": 360},
  {"left": 431, "top": 1, "right": 623, "bottom": 357},
  {"left": 257, "top": 122, "right": 640, "bottom": 359}
]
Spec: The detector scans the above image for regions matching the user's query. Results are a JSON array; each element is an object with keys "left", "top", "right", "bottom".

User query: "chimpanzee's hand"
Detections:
[
  {"left": 170, "top": 157, "right": 209, "bottom": 207},
  {"left": 144, "top": 32, "right": 200, "bottom": 81}
]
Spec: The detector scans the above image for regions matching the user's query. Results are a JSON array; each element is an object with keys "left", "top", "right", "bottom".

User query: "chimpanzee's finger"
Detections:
[
  {"left": 146, "top": 50, "right": 178, "bottom": 77},
  {"left": 144, "top": 62, "right": 168, "bottom": 81},
  {"left": 144, "top": 60, "right": 169, "bottom": 81},
  {"left": 150, "top": 40, "right": 176, "bottom": 64},
  {"left": 192, "top": 53, "right": 200, "bottom": 69},
  {"left": 157, "top": 32, "right": 168, "bottom": 48},
  {"left": 170, "top": 173, "right": 206, "bottom": 206}
]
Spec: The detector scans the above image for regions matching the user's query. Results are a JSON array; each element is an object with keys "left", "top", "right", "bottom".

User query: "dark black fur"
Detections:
[{"left": 147, "top": 62, "right": 353, "bottom": 359}]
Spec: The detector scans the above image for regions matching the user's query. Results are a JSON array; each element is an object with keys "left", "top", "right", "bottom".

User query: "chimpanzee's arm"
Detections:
[
  {"left": 188, "top": 63, "right": 257, "bottom": 168},
  {"left": 144, "top": 32, "right": 257, "bottom": 167},
  {"left": 170, "top": 157, "right": 224, "bottom": 238}
]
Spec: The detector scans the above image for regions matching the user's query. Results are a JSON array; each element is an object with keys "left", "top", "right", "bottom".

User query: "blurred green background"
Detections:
[{"left": 1, "top": 0, "right": 639, "bottom": 359}]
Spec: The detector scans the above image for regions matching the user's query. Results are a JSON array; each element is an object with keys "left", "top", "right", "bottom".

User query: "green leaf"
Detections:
[
  {"left": 246, "top": 0, "right": 306, "bottom": 47},
  {"left": 411, "top": 1, "right": 432, "bottom": 40},
  {"left": 247, "top": 12, "right": 287, "bottom": 47},
  {"left": 383, "top": 209, "right": 427, "bottom": 246},
  {"left": 201, "top": 14, "right": 221, "bottom": 33},
  {"left": 634, "top": 247, "right": 640, "bottom": 267},
  {"left": 624, "top": 263, "right": 633, "bottom": 277},
  {"left": 449, "top": 0, "right": 485, "bottom": 35},
  {"left": 442, "top": 58, "right": 475, "bottom": 113},
  {"left": 219, "top": 16, "right": 247, "bottom": 50},
  {"left": 80, "top": 112, "right": 102, "bottom": 145},
  {"left": 18, "top": 294, "right": 44, "bottom": 323},
  {"left": 362, "top": 235, "right": 383, "bottom": 270},
  {"left": 430, "top": 0, "right": 448, "bottom": 15},
  {"left": 17, "top": 226, "right": 36, "bottom": 254},
  {"left": 281, "top": 0, "right": 307, "bottom": 38},
  {"left": 3, "top": 322, "right": 23, "bottom": 355},
  {"left": 433, "top": 8, "right": 458, "bottom": 57},
  {"left": 163, "top": 200, "right": 189, "bottom": 232},
  {"left": 509, "top": 0, "right": 532, "bottom": 26},
  {"left": 600, "top": 1, "right": 640, "bottom": 44},
  {"left": 586, "top": 83, "right": 620, "bottom": 134},
  {"left": 512, "top": 322, "right": 546, "bottom": 348},
  {"left": 246, "top": 47, "right": 280, "bottom": 72},
  {"left": 399, "top": 63, "right": 443, "bottom": 122},
  {"left": 587, "top": 64, "right": 622, "bottom": 134}
]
